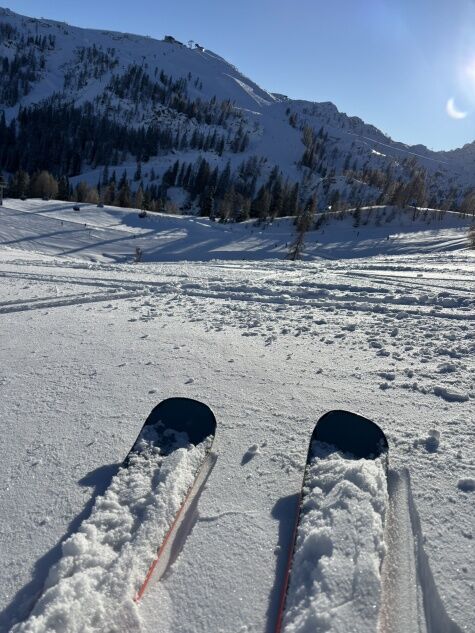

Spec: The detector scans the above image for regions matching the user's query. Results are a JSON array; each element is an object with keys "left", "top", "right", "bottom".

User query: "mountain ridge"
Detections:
[{"left": 1, "top": 6, "right": 475, "bottom": 217}]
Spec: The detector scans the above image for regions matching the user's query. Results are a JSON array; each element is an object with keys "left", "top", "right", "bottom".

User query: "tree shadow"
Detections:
[
  {"left": 0, "top": 462, "right": 120, "bottom": 631},
  {"left": 265, "top": 493, "right": 300, "bottom": 633}
]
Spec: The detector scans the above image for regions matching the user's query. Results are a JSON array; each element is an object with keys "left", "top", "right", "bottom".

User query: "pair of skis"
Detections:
[{"left": 128, "top": 399, "right": 388, "bottom": 632}]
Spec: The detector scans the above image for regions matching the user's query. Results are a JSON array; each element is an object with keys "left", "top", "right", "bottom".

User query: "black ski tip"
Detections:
[
  {"left": 311, "top": 410, "right": 388, "bottom": 460},
  {"left": 144, "top": 397, "right": 216, "bottom": 445}
]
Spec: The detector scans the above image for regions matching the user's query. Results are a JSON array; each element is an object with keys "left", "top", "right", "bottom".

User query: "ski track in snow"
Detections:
[
  {"left": 381, "top": 469, "right": 464, "bottom": 633},
  {"left": 0, "top": 204, "right": 473, "bottom": 633}
]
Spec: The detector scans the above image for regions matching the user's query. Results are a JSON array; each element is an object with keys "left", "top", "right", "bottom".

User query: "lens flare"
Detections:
[{"left": 446, "top": 97, "right": 468, "bottom": 119}]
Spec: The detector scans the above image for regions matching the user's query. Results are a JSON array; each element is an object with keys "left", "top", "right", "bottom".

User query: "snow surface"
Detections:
[
  {"left": 0, "top": 199, "right": 472, "bottom": 263},
  {"left": 0, "top": 201, "right": 473, "bottom": 632},
  {"left": 282, "top": 444, "right": 387, "bottom": 633}
]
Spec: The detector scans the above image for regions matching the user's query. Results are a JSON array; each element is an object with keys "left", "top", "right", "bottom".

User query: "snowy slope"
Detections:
[
  {"left": 0, "top": 7, "right": 276, "bottom": 116},
  {"left": 0, "top": 199, "right": 473, "bottom": 263},
  {"left": 0, "top": 204, "right": 474, "bottom": 632}
]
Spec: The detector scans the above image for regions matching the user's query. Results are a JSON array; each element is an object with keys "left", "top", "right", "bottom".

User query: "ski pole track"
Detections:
[{"left": 345, "top": 271, "right": 474, "bottom": 296}]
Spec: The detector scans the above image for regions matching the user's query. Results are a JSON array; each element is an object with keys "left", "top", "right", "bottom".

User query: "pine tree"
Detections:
[
  {"left": 58, "top": 175, "right": 70, "bottom": 201},
  {"left": 9, "top": 170, "right": 30, "bottom": 198},
  {"left": 270, "top": 176, "right": 284, "bottom": 218},
  {"left": 102, "top": 165, "right": 110, "bottom": 187},
  {"left": 216, "top": 161, "right": 231, "bottom": 198},
  {"left": 199, "top": 186, "right": 215, "bottom": 217},
  {"left": 251, "top": 186, "right": 271, "bottom": 220},
  {"left": 118, "top": 178, "right": 131, "bottom": 208},
  {"left": 288, "top": 194, "right": 317, "bottom": 260},
  {"left": 135, "top": 186, "right": 144, "bottom": 209},
  {"left": 75, "top": 181, "right": 90, "bottom": 202},
  {"left": 105, "top": 181, "right": 116, "bottom": 205}
]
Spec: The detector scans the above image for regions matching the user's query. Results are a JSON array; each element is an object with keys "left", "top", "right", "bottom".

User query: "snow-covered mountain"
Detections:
[{"left": 1, "top": 6, "right": 475, "bottom": 216}]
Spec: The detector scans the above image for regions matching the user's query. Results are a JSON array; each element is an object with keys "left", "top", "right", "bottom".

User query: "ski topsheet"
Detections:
[
  {"left": 275, "top": 410, "right": 388, "bottom": 633},
  {"left": 132, "top": 397, "right": 217, "bottom": 600},
  {"left": 13, "top": 398, "right": 216, "bottom": 633}
]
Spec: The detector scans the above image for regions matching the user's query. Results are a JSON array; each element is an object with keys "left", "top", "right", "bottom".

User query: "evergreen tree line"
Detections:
[
  {"left": 300, "top": 124, "right": 329, "bottom": 170},
  {"left": 106, "top": 63, "right": 242, "bottom": 128},
  {"left": 0, "top": 98, "right": 248, "bottom": 176},
  {"left": 5, "top": 156, "right": 307, "bottom": 223},
  {"left": 348, "top": 164, "right": 435, "bottom": 208},
  {"left": 63, "top": 44, "right": 118, "bottom": 90},
  {"left": 0, "top": 50, "right": 44, "bottom": 106},
  {"left": 0, "top": 22, "right": 55, "bottom": 51},
  {"left": 297, "top": 123, "right": 456, "bottom": 210},
  {"left": 0, "top": 22, "right": 19, "bottom": 42},
  {"left": 0, "top": 22, "right": 55, "bottom": 106}
]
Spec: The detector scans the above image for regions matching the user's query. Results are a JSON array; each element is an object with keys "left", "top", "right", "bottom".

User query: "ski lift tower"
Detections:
[{"left": 0, "top": 177, "right": 6, "bottom": 206}]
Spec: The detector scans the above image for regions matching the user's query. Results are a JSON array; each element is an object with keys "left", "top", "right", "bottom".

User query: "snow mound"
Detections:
[
  {"left": 13, "top": 430, "right": 212, "bottom": 633},
  {"left": 282, "top": 442, "right": 388, "bottom": 633}
]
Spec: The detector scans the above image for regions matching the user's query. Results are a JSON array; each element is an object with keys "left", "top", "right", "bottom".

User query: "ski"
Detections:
[
  {"left": 130, "top": 397, "right": 217, "bottom": 600},
  {"left": 275, "top": 410, "right": 388, "bottom": 633},
  {"left": 14, "top": 398, "right": 217, "bottom": 631}
]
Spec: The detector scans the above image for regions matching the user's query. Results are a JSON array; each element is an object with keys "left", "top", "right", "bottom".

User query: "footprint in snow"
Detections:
[
  {"left": 458, "top": 478, "right": 475, "bottom": 492},
  {"left": 241, "top": 444, "right": 261, "bottom": 465},
  {"left": 424, "top": 429, "right": 440, "bottom": 453}
]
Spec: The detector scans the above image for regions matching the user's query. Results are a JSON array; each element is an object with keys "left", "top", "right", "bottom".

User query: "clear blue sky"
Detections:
[{"left": 5, "top": 0, "right": 475, "bottom": 150}]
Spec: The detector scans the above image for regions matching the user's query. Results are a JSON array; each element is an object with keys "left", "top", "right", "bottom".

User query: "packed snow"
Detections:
[
  {"left": 0, "top": 199, "right": 472, "bottom": 264},
  {"left": 282, "top": 444, "right": 387, "bottom": 633},
  {"left": 11, "top": 428, "right": 212, "bottom": 633},
  {"left": 0, "top": 200, "right": 473, "bottom": 632}
]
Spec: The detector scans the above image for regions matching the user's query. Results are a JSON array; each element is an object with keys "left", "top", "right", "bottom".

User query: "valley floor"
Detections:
[{"left": 0, "top": 230, "right": 473, "bottom": 631}]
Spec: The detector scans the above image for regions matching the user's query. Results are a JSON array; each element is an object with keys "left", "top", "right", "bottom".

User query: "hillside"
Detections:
[
  {"left": 2, "top": 7, "right": 475, "bottom": 221},
  {"left": 0, "top": 199, "right": 472, "bottom": 263}
]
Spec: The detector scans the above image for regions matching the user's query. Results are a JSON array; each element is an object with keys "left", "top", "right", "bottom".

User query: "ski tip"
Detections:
[
  {"left": 144, "top": 397, "right": 217, "bottom": 445},
  {"left": 311, "top": 410, "right": 388, "bottom": 460}
]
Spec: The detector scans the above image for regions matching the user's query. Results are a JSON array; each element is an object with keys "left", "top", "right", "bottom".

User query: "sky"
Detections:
[{"left": 5, "top": 0, "right": 475, "bottom": 150}]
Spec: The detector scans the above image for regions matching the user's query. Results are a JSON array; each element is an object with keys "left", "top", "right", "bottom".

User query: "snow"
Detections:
[
  {"left": 0, "top": 200, "right": 473, "bottom": 632},
  {"left": 457, "top": 479, "right": 475, "bottom": 493},
  {"left": 0, "top": 199, "right": 473, "bottom": 264},
  {"left": 11, "top": 428, "right": 212, "bottom": 633},
  {"left": 282, "top": 444, "right": 387, "bottom": 633}
]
